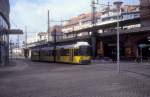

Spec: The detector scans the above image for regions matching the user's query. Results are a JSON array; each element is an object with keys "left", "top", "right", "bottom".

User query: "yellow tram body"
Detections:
[
  {"left": 31, "top": 42, "right": 91, "bottom": 64},
  {"left": 40, "top": 47, "right": 54, "bottom": 62},
  {"left": 31, "top": 49, "right": 40, "bottom": 61}
]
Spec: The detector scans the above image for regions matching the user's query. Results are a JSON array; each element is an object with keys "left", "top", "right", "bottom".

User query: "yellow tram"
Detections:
[
  {"left": 31, "top": 42, "right": 91, "bottom": 64},
  {"left": 31, "top": 48, "right": 40, "bottom": 61}
]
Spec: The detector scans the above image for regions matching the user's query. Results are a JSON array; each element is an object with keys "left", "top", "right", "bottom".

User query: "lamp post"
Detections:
[
  {"left": 48, "top": 10, "right": 50, "bottom": 42},
  {"left": 25, "top": 26, "right": 28, "bottom": 58},
  {"left": 91, "top": 0, "right": 111, "bottom": 59},
  {"left": 17, "top": 35, "right": 20, "bottom": 59},
  {"left": 9, "top": 39, "right": 13, "bottom": 60},
  {"left": 91, "top": 0, "right": 98, "bottom": 59},
  {"left": 25, "top": 26, "right": 27, "bottom": 49},
  {"left": 53, "top": 29, "right": 57, "bottom": 63},
  {"left": 113, "top": 1, "right": 123, "bottom": 73},
  {"left": 91, "top": 0, "right": 97, "bottom": 27}
]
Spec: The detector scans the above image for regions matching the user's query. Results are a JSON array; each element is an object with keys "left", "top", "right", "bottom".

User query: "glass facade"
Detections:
[{"left": 0, "top": 15, "right": 9, "bottom": 66}]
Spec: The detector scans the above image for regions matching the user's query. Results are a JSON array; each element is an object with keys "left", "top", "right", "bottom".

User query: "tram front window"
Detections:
[{"left": 79, "top": 46, "right": 91, "bottom": 56}]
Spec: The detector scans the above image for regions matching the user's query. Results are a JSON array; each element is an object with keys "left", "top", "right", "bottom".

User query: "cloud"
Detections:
[
  {"left": 10, "top": 0, "right": 91, "bottom": 33},
  {"left": 9, "top": 0, "right": 139, "bottom": 43},
  {"left": 10, "top": 0, "right": 139, "bottom": 31}
]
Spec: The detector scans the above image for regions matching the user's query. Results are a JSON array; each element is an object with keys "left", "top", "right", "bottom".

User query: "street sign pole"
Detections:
[{"left": 113, "top": 1, "right": 123, "bottom": 73}]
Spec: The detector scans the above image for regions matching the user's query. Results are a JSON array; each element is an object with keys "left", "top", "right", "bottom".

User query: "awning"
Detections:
[
  {"left": 7, "top": 29, "right": 23, "bottom": 34},
  {"left": 0, "top": 29, "right": 23, "bottom": 35}
]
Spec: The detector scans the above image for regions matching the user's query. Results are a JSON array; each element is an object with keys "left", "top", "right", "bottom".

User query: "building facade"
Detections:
[
  {"left": 60, "top": 4, "right": 149, "bottom": 61},
  {"left": 28, "top": 2, "right": 150, "bottom": 61},
  {"left": 38, "top": 32, "right": 48, "bottom": 41},
  {"left": 62, "top": 5, "right": 140, "bottom": 39},
  {"left": 25, "top": 25, "right": 62, "bottom": 48},
  {"left": 140, "top": 0, "right": 150, "bottom": 27},
  {"left": 37, "top": 25, "right": 63, "bottom": 42},
  {"left": 50, "top": 25, "right": 63, "bottom": 41},
  {"left": 0, "top": 0, "right": 10, "bottom": 66}
]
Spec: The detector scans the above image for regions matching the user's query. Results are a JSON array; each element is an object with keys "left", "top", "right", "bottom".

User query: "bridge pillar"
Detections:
[
  {"left": 124, "top": 34, "right": 149, "bottom": 60},
  {"left": 96, "top": 40, "right": 104, "bottom": 58},
  {"left": 91, "top": 31, "right": 97, "bottom": 59},
  {"left": 140, "top": 0, "right": 150, "bottom": 27},
  {"left": 124, "top": 45, "right": 137, "bottom": 60}
]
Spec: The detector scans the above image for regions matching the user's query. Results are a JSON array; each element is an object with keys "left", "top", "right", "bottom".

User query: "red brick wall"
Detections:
[
  {"left": 124, "top": 34, "right": 149, "bottom": 58},
  {"left": 140, "top": 0, "right": 150, "bottom": 27}
]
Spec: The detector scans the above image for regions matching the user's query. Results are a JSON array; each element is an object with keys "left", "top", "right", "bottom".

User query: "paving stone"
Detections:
[{"left": 0, "top": 60, "right": 150, "bottom": 97}]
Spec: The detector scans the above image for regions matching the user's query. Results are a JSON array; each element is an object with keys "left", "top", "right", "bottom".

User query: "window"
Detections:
[
  {"left": 60, "top": 48, "right": 70, "bottom": 56},
  {"left": 49, "top": 50, "right": 54, "bottom": 56},
  {"left": 32, "top": 50, "right": 39, "bottom": 56},
  {"left": 0, "top": 13, "right": 9, "bottom": 65},
  {"left": 74, "top": 49, "right": 80, "bottom": 56},
  {"left": 74, "top": 46, "right": 91, "bottom": 56}
]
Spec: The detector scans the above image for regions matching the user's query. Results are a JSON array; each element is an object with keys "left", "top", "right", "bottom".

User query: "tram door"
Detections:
[
  {"left": 56, "top": 49, "right": 61, "bottom": 61},
  {"left": 69, "top": 49, "right": 74, "bottom": 62}
]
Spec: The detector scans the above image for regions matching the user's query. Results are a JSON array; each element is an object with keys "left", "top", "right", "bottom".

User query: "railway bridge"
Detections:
[{"left": 27, "top": 16, "right": 150, "bottom": 61}]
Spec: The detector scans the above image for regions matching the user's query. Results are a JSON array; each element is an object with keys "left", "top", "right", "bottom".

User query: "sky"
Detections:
[{"left": 9, "top": 0, "right": 139, "bottom": 43}]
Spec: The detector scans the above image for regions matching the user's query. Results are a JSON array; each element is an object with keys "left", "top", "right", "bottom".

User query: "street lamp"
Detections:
[
  {"left": 91, "top": 0, "right": 97, "bottom": 26},
  {"left": 25, "top": 26, "right": 27, "bottom": 49},
  {"left": 91, "top": 0, "right": 98, "bottom": 59},
  {"left": 48, "top": 10, "right": 50, "bottom": 42},
  {"left": 91, "top": 0, "right": 112, "bottom": 59},
  {"left": 113, "top": 1, "right": 123, "bottom": 73}
]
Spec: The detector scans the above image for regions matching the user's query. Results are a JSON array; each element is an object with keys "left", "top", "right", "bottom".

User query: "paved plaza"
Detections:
[{"left": 0, "top": 59, "right": 150, "bottom": 97}]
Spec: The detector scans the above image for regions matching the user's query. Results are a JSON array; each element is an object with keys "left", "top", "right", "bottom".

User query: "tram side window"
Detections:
[
  {"left": 44, "top": 50, "right": 47, "bottom": 56},
  {"left": 40, "top": 50, "right": 47, "bottom": 56},
  {"left": 60, "top": 49, "right": 63, "bottom": 56},
  {"left": 74, "top": 49, "right": 80, "bottom": 56},
  {"left": 79, "top": 46, "right": 91, "bottom": 56},
  {"left": 48, "top": 50, "right": 53, "bottom": 56},
  {"left": 56, "top": 49, "right": 59, "bottom": 55},
  {"left": 60, "top": 49, "right": 70, "bottom": 56},
  {"left": 32, "top": 51, "right": 39, "bottom": 56}
]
